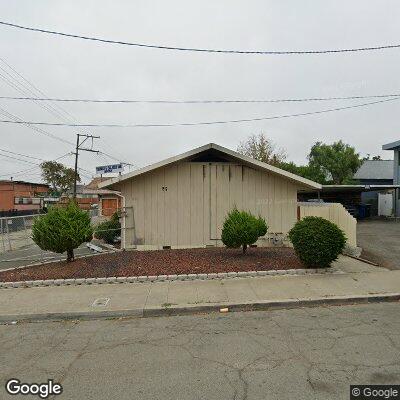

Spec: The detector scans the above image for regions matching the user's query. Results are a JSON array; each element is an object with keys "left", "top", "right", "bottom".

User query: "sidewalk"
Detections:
[{"left": 0, "top": 256, "right": 399, "bottom": 323}]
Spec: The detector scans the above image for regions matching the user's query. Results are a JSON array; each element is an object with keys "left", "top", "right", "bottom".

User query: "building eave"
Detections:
[{"left": 383, "top": 140, "right": 400, "bottom": 150}]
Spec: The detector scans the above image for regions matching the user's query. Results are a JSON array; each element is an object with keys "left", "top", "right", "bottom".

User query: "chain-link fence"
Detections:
[
  {"left": 0, "top": 214, "right": 43, "bottom": 253},
  {"left": 0, "top": 208, "right": 131, "bottom": 268}
]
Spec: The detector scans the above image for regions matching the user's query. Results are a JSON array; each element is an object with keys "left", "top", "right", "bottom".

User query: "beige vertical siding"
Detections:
[
  {"left": 120, "top": 162, "right": 301, "bottom": 249},
  {"left": 298, "top": 202, "right": 357, "bottom": 247}
]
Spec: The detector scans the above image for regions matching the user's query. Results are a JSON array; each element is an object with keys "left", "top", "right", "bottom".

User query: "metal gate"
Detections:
[{"left": 0, "top": 214, "right": 42, "bottom": 253}]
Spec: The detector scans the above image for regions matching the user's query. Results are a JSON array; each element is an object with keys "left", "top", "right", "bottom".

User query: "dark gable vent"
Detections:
[{"left": 188, "top": 149, "right": 235, "bottom": 163}]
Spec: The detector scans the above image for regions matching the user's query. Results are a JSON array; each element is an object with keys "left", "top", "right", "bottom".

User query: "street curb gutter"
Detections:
[{"left": 1, "top": 293, "right": 399, "bottom": 324}]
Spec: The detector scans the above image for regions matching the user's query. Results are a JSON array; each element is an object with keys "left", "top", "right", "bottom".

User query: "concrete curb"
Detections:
[
  {"left": 1, "top": 293, "right": 399, "bottom": 324},
  {"left": 0, "top": 267, "right": 341, "bottom": 289}
]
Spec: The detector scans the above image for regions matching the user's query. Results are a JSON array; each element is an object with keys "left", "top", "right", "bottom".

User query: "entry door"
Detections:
[
  {"left": 102, "top": 198, "right": 118, "bottom": 216},
  {"left": 378, "top": 193, "right": 393, "bottom": 216}
]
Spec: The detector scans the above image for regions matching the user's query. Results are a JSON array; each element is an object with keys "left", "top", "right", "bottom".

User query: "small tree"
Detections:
[
  {"left": 41, "top": 161, "right": 80, "bottom": 196},
  {"left": 32, "top": 202, "right": 93, "bottom": 262},
  {"left": 221, "top": 209, "right": 268, "bottom": 254},
  {"left": 308, "top": 141, "right": 361, "bottom": 184},
  {"left": 237, "top": 133, "right": 287, "bottom": 166}
]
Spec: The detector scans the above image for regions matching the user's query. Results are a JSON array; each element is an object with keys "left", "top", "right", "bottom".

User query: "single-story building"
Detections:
[{"left": 100, "top": 143, "right": 321, "bottom": 250}]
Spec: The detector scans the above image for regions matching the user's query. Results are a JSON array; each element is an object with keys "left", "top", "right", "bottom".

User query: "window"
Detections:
[{"left": 14, "top": 197, "right": 39, "bottom": 205}]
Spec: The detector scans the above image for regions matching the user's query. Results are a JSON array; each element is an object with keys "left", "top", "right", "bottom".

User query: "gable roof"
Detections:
[
  {"left": 354, "top": 160, "right": 393, "bottom": 180},
  {"left": 99, "top": 143, "right": 322, "bottom": 190}
]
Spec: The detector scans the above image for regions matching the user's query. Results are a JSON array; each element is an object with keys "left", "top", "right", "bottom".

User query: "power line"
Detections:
[
  {"left": 0, "top": 96, "right": 398, "bottom": 128},
  {"left": 98, "top": 151, "right": 135, "bottom": 167},
  {"left": 0, "top": 59, "right": 76, "bottom": 124},
  {"left": 0, "top": 58, "right": 103, "bottom": 166},
  {"left": 0, "top": 57, "right": 79, "bottom": 122},
  {"left": 0, "top": 152, "right": 39, "bottom": 165},
  {"left": 0, "top": 147, "right": 73, "bottom": 165},
  {"left": 0, "top": 57, "right": 132, "bottom": 166},
  {"left": 1, "top": 20, "right": 400, "bottom": 55},
  {"left": 0, "top": 136, "right": 94, "bottom": 179},
  {"left": 77, "top": 167, "right": 94, "bottom": 180},
  {"left": 0, "top": 147, "right": 46, "bottom": 161},
  {"left": 0, "top": 105, "right": 73, "bottom": 144},
  {"left": 0, "top": 152, "right": 71, "bottom": 177},
  {"left": 1, "top": 93, "right": 400, "bottom": 104}
]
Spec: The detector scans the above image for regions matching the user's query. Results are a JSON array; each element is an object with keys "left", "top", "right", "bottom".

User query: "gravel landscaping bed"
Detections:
[{"left": 0, "top": 247, "right": 303, "bottom": 282}]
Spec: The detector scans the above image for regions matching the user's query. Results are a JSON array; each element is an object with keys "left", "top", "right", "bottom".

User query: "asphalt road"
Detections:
[
  {"left": 1, "top": 302, "right": 399, "bottom": 400},
  {"left": 0, "top": 243, "right": 98, "bottom": 270},
  {"left": 358, "top": 219, "right": 400, "bottom": 270}
]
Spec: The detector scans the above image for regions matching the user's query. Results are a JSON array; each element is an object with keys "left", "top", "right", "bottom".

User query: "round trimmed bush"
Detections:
[
  {"left": 288, "top": 216, "right": 346, "bottom": 268},
  {"left": 32, "top": 201, "right": 93, "bottom": 262},
  {"left": 221, "top": 208, "right": 268, "bottom": 254}
]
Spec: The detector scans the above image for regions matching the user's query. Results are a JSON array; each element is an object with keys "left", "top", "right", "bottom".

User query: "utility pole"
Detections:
[{"left": 73, "top": 134, "right": 100, "bottom": 199}]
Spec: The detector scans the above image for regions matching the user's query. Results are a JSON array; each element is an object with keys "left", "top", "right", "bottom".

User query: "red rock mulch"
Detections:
[{"left": 0, "top": 247, "right": 304, "bottom": 283}]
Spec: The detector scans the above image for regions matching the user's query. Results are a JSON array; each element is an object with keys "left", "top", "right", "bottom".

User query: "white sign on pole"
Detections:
[{"left": 96, "top": 163, "right": 124, "bottom": 174}]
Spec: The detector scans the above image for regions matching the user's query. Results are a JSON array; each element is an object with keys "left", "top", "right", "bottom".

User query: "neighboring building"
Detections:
[
  {"left": 383, "top": 140, "right": 400, "bottom": 216},
  {"left": 353, "top": 159, "right": 394, "bottom": 216},
  {"left": 299, "top": 159, "right": 397, "bottom": 217},
  {"left": 60, "top": 178, "right": 121, "bottom": 216},
  {"left": 0, "top": 180, "right": 49, "bottom": 213},
  {"left": 100, "top": 143, "right": 321, "bottom": 250},
  {"left": 353, "top": 160, "right": 393, "bottom": 185}
]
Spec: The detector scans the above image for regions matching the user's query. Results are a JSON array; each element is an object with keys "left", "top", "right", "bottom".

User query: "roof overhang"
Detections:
[
  {"left": 305, "top": 184, "right": 400, "bottom": 193},
  {"left": 383, "top": 140, "right": 400, "bottom": 150},
  {"left": 99, "top": 143, "right": 322, "bottom": 190}
]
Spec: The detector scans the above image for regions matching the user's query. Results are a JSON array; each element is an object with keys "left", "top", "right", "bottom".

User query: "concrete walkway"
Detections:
[{"left": 0, "top": 256, "right": 399, "bottom": 323}]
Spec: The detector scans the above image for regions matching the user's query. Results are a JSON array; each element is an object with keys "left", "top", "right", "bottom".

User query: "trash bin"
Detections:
[{"left": 357, "top": 204, "right": 371, "bottom": 219}]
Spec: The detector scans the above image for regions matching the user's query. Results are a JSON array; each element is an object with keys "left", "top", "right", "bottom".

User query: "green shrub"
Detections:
[
  {"left": 221, "top": 208, "right": 268, "bottom": 253},
  {"left": 94, "top": 212, "right": 121, "bottom": 244},
  {"left": 32, "top": 202, "right": 93, "bottom": 262},
  {"left": 288, "top": 216, "right": 346, "bottom": 268}
]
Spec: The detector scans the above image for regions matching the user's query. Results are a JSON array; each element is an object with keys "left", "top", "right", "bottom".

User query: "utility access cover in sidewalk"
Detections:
[{"left": 92, "top": 298, "right": 110, "bottom": 307}]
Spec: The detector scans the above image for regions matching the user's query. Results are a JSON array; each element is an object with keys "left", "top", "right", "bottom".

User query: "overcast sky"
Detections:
[{"left": 1, "top": 0, "right": 400, "bottom": 183}]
